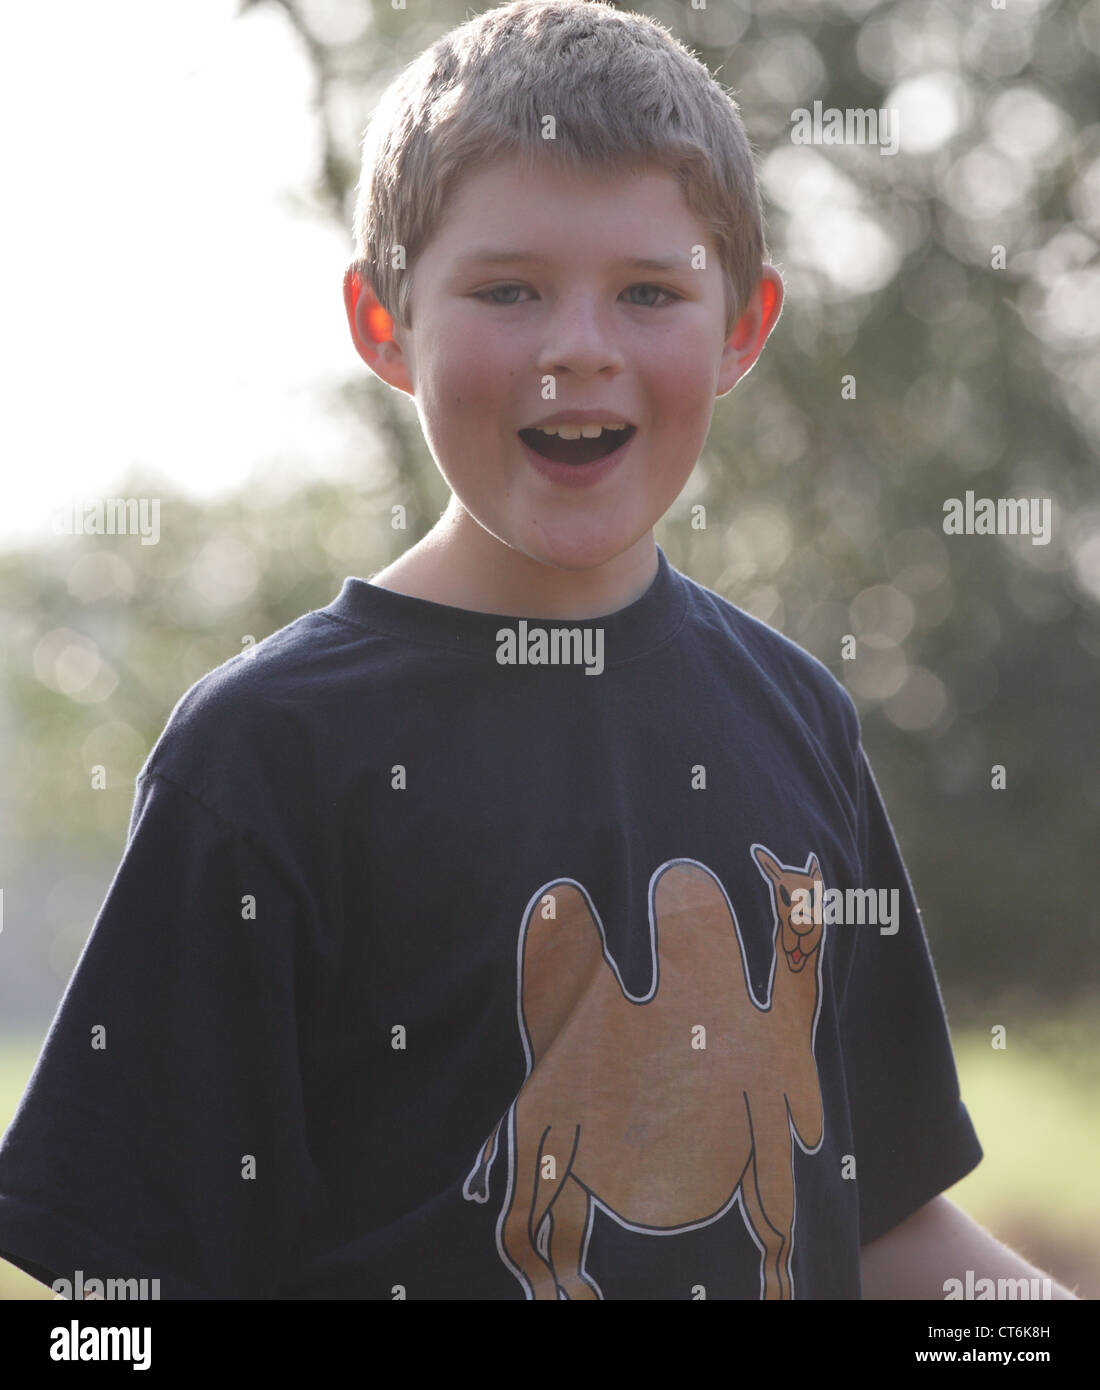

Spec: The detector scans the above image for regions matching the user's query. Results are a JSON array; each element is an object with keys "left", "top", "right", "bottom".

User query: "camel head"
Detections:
[{"left": 751, "top": 846, "right": 824, "bottom": 974}]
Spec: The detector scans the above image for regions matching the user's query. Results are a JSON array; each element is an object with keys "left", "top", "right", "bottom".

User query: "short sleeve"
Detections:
[
  {"left": 838, "top": 746, "right": 983, "bottom": 1247},
  {"left": 0, "top": 772, "right": 328, "bottom": 1298}
]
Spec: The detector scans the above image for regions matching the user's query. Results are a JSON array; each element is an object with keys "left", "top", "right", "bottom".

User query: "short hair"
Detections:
[{"left": 350, "top": 0, "right": 767, "bottom": 338}]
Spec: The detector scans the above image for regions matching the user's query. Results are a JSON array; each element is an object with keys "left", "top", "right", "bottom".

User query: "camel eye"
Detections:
[{"left": 779, "top": 885, "right": 791, "bottom": 907}]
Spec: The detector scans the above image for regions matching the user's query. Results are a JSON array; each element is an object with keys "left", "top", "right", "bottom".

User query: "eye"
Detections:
[
  {"left": 623, "top": 284, "right": 680, "bottom": 307},
  {"left": 472, "top": 283, "right": 681, "bottom": 307},
  {"left": 779, "top": 885, "right": 791, "bottom": 906},
  {"left": 474, "top": 284, "right": 531, "bottom": 306}
]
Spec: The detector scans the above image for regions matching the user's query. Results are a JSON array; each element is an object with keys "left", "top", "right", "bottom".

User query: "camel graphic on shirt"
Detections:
[{"left": 462, "top": 844, "right": 826, "bottom": 1300}]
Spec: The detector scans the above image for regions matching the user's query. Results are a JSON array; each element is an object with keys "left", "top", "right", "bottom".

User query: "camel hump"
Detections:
[
  {"left": 520, "top": 880, "right": 607, "bottom": 1060},
  {"left": 652, "top": 859, "right": 737, "bottom": 936}
]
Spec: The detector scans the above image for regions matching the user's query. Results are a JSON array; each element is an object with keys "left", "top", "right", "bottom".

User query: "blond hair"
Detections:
[{"left": 351, "top": 0, "right": 766, "bottom": 337}]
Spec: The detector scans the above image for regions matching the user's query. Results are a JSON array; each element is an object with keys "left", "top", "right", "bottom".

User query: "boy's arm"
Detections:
[{"left": 860, "top": 1194, "right": 1078, "bottom": 1299}]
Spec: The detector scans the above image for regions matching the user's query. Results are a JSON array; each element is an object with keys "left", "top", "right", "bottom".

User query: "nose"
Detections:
[{"left": 536, "top": 294, "right": 626, "bottom": 377}]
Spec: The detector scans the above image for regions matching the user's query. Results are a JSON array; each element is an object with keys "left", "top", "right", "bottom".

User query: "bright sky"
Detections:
[{"left": 1, "top": 0, "right": 367, "bottom": 549}]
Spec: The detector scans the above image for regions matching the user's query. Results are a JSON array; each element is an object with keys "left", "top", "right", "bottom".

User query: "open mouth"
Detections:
[{"left": 518, "top": 425, "right": 635, "bottom": 465}]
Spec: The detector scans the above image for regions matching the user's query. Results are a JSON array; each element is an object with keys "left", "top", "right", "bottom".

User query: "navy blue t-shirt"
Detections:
[{"left": 0, "top": 546, "right": 981, "bottom": 1298}]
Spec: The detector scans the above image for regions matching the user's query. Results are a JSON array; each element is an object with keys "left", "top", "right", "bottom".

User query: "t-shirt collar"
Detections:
[{"left": 323, "top": 543, "right": 687, "bottom": 668}]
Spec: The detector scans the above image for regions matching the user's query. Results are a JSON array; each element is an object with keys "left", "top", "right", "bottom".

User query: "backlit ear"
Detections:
[
  {"left": 342, "top": 265, "right": 414, "bottom": 396},
  {"left": 716, "top": 265, "right": 784, "bottom": 396}
]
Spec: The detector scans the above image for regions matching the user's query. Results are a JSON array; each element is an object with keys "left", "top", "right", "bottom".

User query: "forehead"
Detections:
[{"left": 426, "top": 156, "right": 706, "bottom": 266}]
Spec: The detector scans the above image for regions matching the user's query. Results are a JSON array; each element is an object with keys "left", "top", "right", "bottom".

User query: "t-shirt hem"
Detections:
[{"left": 858, "top": 1122, "right": 985, "bottom": 1251}]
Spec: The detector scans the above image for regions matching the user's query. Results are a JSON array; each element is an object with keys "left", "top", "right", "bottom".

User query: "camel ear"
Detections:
[
  {"left": 753, "top": 845, "right": 783, "bottom": 884},
  {"left": 807, "top": 853, "right": 822, "bottom": 881}
]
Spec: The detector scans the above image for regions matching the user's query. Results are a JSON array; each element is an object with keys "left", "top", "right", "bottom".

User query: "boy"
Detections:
[{"left": 0, "top": 0, "right": 1075, "bottom": 1299}]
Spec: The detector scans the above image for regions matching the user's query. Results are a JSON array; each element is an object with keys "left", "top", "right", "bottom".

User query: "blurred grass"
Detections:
[
  {"left": 1, "top": 1005, "right": 1098, "bottom": 1299},
  {"left": 945, "top": 999, "right": 1100, "bottom": 1299}
]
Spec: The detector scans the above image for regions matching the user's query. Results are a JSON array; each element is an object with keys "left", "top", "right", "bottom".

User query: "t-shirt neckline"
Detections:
[{"left": 323, "top": 544, "right": 687, "bottom": 666}]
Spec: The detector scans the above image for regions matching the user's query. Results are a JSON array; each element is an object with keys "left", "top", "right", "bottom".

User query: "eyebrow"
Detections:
[{"left": 455, "top": 249, "right": 692, "bottom": 272}]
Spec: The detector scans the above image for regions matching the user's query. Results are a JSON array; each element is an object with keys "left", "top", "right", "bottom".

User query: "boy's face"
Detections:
[{"left": 346, "top": 156, "right": 781, "bottom": 604}]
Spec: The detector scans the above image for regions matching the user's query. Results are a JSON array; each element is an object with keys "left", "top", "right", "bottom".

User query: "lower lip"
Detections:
[{"left": 519, "top": 430, "right": 635, "bottom": 489}]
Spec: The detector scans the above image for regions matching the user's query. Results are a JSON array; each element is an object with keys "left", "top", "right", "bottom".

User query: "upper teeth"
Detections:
[{"left": 534, "top": 423, "right": 628, "bottom": 439}]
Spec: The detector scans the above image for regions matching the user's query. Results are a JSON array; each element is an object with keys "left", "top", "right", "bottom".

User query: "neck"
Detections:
[
  {"left": 375, "top": 500, "right": 659, "bottom": 620},
  {"left": 772, "top": 939, "right": 820, "bottom": 1028}
]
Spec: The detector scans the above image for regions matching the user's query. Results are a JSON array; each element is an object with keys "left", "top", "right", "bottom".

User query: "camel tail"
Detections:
[{"left": 461, "top": 1118, "right": 503, "bottom": 1204}]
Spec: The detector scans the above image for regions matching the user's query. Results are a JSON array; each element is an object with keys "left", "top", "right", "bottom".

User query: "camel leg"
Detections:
[
  {"left": 740, "top": 1165, "right": 786, "bottom": 1300},
  {"left": 545, "top": 1175, "right": 601, "bottom": 1300},
  {"left": 744, "top": 1096, "right": 797, "bottom": 1300},
  {"left": 499, "top": 1117, "right": 573, "bottom": 1300}
]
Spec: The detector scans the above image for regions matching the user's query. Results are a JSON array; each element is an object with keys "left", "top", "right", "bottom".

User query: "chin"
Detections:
[{"left": 523, "top": 534, "right": 637, "bottom": 572}]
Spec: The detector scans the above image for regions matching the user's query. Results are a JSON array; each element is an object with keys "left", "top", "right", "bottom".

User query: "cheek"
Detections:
[
  {"left": 647, "top": 377, "right": 717, "bottom": 450},
  {"left": 642, "top": 334, "right": 718, "bottom": 407},
  {"left": 424, "top": 337, "right": 515, "bottom": 419}
]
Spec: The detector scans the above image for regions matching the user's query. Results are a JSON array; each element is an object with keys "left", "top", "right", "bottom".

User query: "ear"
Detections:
[
  {"left": 343, "top": 264, "right": 415, "bottom": 396},
  {"left": 716, "top": 264, "right": 784, "bottom": 396},
  {"left": 807, "top": 853, "right": 822, "bottom": 882},
  {"left": 752, "top": 844, "right": 783, "bottom": 885}
]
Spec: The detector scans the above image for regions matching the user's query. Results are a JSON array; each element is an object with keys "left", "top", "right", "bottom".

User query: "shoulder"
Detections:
[
  {"left": 676, "top": 565, "right": 862, "bottom": 759},
  {"left": 139, "top": 602, "right": 354, "bottom": 826}
]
